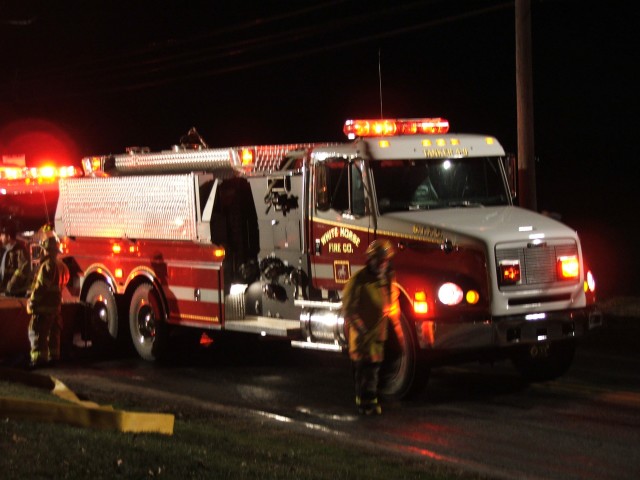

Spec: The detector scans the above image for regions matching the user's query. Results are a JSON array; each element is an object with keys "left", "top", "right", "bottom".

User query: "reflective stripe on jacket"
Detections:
[{"left": 29, "top": 256, "right": 69, "bottom": 314}]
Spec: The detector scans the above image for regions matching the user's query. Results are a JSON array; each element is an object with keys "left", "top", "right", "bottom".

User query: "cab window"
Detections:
[{"left": 315, "top": 158, "right": 365, "bottom": 216}]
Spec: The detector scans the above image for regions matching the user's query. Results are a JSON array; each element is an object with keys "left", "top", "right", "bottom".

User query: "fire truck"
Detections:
[{"left": 53, "top": 119, "right": 601, "bottom": 399}]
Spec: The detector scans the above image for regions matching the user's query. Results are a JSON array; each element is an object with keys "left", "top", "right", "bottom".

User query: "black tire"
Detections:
[
  {"left": 85, "top": 280, "right": 119, "bottom": 345},
  {"left": 129, "top": 283, "right": 168, "bottom": 361},
  {"left": 510, "top": 339, "right": 576, "bottom": 382},
  {"left": 379, "top": 312, "right": 429, "bottom": 400}
]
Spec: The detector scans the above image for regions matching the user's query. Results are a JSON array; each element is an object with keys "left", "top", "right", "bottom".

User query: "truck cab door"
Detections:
[{"left": 310, "top": 156, "right": 372, "bottom": 291}]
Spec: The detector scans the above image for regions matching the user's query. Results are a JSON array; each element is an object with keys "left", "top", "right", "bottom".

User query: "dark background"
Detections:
[{"left": 1, "top": 0, "right": 637, "bottom": 298}]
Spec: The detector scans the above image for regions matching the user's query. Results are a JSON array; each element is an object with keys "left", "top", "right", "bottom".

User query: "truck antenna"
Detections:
[{"left": 378, "top": 48, "right": 384, "bottom": 118}]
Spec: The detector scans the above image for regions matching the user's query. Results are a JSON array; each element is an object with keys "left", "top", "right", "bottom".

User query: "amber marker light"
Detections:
[
  {"left": 213, "top": 248, "right": 225, "bottom": 259},
  {"left": 115, "top": 268, "right": 123, "bottom": 279},
  {"left": 241, "top": 149, "right": 254, "bottom": 166},
  {"left": 112, "top": 243, "right": 121, "bottom": 254},
  {"left": 379, "top": 140, "right": 390, "bottom": 148},
  {"left": 466, "top": 290, "right": 480, "bottom": 304},
  {"left": 413, "top": 291, "right": 429, "bottom": 314}
]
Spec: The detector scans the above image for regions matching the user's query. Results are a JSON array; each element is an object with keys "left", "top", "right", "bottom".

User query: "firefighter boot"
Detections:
[{"left": 364, "top": 397, "right": 382, "bottom": 416}]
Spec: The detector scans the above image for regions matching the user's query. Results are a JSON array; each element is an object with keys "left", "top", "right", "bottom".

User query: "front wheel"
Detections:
[
  {"left": 510, "top": 339, "right": 576, "bottom": 382},
  {"left": 129, "top": 283, "right": 168, "bottom": 361},
  {"left": 379, "top": 313, "right": 429, "bottom": 400}
]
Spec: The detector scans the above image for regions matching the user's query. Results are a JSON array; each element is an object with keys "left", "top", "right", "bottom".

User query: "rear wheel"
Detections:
[
  {"left": 129, "top": 283, "right": 168, "bottom": 361},
  {"left": 379, "top": 312, "right": 429, "bottom": 400},
  {"left": 510, "top": 339, "right": 576, "bottom": 382},
  {"left": 85, "top": 280, "right": 119, "bottom": 348}
]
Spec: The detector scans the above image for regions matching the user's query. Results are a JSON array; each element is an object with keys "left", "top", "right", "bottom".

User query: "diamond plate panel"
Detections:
[
  {"left": 57, "top": 174, "right": 197, "bottom": 241},
  {"left": 114, "top": 149, "right": 236, "bottom": 175}
]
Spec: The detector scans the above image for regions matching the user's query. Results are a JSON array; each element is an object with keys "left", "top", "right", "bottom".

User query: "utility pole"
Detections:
[{"left": 515, "top": 0, "right": 536, "bottom": 210}]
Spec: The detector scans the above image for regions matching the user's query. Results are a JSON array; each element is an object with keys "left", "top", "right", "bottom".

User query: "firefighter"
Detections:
[
  {"left": 342, "top": 239, "right": 399, "bottom": 415},
  {"left": 0, "top": 219, "right": 31, "bottom": 297},
  {"left": 26, "top": 228, "right": 70, "bottom": 368}
]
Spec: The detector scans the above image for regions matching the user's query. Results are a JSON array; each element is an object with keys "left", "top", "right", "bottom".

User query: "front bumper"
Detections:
[{"left": 414, "top": 306, "right": 603, "bottom": 350}]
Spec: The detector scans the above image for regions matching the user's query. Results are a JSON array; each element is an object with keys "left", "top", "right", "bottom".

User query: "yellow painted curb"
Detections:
[{"left": 0, "top": 367, "right": 174, "bottom": 435}]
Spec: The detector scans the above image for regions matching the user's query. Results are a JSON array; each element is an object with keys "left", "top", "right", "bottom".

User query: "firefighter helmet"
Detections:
[
  {"left": 41, "top": 235, "right": 60, "bottom": 253},
  {"left": 365, "top": 239, "right": 395, "bottom": 263},
  {"left": 35, "top": 224, "right": 60, "bottom": 253}
]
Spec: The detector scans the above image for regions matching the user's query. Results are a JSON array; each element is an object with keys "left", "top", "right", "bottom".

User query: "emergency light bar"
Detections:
[
  {"left": 343, "top": 118, "right": 450, "bottom": 139},
  {"left": 0, "top": 164, "right": 81, "bottom": 182}
]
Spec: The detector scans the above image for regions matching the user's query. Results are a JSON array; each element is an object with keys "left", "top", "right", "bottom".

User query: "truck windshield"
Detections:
[{"left": 371, "top": 157, "right": 510, "bottom": 214}]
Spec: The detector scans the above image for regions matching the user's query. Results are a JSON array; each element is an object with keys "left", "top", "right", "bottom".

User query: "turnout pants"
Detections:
[
  {"left": 353, "top": 360, "right": 381, "bottom": 406},
  {"left": 28, "top": 312, "right": 61, "bottom": 364}
]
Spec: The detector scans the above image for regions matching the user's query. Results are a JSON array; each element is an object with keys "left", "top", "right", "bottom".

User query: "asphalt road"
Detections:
[{"left": 33, "top": 319, "right": 640, "bottom": 480}]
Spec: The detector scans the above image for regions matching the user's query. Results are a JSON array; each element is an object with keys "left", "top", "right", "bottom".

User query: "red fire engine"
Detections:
[{"left": 53, "top": 119, "right": 601, "bottom": 398}]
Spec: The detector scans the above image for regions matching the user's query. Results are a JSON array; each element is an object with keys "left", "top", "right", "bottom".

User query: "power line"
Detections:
[{"left": 1, "top": 1, "right": 512, "bottom": 101}]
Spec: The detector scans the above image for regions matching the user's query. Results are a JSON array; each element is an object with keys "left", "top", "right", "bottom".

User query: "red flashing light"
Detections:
[
  {"left": 499, "top": 261, "right": 521, "bottom": 285},
  {"left": 0, "top": 165, "right": 81, "bottom": 182},
  {"left": 343, "top": 118, "right": 450, "bottom": 139},
  {"left": 557, "top": 255, "right": 579, "bottom": 280}
]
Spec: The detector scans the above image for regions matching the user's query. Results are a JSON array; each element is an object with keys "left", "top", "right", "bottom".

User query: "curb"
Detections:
[{"left": 0, "top": 367, "right": 174, "bottom": 435}]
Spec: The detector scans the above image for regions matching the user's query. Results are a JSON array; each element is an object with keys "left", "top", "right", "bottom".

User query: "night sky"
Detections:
[{"left": 1, "top": 0, "right": 638, "bottom": 297}]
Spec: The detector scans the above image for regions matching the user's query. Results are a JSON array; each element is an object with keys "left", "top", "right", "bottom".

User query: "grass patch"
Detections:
[{"left": 0, "top": 380, "right": 489, "bottom": 480}]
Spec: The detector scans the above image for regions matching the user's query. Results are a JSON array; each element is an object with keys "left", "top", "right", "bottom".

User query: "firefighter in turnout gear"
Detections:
[
  {"left": 0, "top": 219, "right": 31, "bottom": 297},
  {"left": 342, "top": 239, "right": 399, "bottom": 415},
  {"left": 26, "top": 227, "right": 70, "bottom": 368}
]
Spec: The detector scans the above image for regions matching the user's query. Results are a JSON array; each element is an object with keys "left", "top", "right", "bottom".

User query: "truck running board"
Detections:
[
  {"left": 290, "top": 340, "right": 342, "bottom": 352},
  {"left": 223, "top": 316, "right": 301, "bottom": 337}
]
